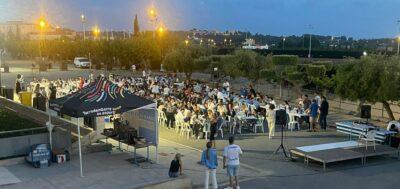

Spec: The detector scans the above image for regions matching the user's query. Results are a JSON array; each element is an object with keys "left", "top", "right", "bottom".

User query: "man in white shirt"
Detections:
[
  {"left": 223, "top": 136, "right": 243, "bottom": 189},
  {"left": 151, "top": 83, "right": 160, "bottom": 94}
]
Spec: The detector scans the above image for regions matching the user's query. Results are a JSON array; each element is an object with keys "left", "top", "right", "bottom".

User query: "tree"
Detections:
[
  {"left": 219, "top": 50, "right": 268, "bottom": 82},
  {"left": 133, "top": 14, "right": 140, "bottom": 37},
  {"left": 335, "top": 55, "right": 400, "bottom": 119},
  {"left": 163, "top": 44, "right": 209, "bottom": 79}
]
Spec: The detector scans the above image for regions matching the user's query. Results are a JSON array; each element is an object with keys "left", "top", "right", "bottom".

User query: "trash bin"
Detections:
[{"left": 19, "top": 91, "right": 32, "bottom": 106}]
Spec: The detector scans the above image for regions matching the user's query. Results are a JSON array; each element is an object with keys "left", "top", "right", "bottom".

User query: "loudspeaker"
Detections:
[
  {"left": 361, "top": 105, "right": 371, "bottom": 119},
  {"left": 275, "top": 109, "right": 287, "bottom": 125}
]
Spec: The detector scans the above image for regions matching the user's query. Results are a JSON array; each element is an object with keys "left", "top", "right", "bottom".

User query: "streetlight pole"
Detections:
[
  {"left": 397, "top": 20, "right": 400, "bottom": 56},
  {"left": 282, "top": 37, "right": 286, "bottom": 51},
  {"left": 307, "top": 25, "right": 313, "bottom": 58},
  {"left": 81, "top": 14, "right": 86, "bottom": 41},
  {"left": 0, "top": 49, "right": 3, "bottom": 88}
]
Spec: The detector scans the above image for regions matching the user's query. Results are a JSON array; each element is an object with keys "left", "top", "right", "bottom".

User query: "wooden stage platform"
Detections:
[{"left": 290, "top": 141, "right": 400, "bottom": 171}]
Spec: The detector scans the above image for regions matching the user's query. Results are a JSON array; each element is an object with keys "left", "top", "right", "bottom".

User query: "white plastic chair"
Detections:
[
  {"left": 288, "top": 113, "right": 300, "bottom": 131},
  {"left": 180, "top": 121, "right": 192, "bottom": 139},
  {"left": 254, "top": 117, "right": 265, "bottom": 133},
  {"left": 358, "top": 130, "right": 377, "bottom": 151},
  {"left": 203, "top": 121, "right": 211, "bottom": 140},
  {"left": 157, "top": 110, "right": 167, "bottom": 127},
  {"left": 174, "top": 114, "right": 182, "bottom": 133}
]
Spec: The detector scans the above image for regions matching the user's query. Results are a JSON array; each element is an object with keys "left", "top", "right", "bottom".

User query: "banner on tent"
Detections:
[{"left": 123, "top": 106, "right": 158, "bottom": 145}]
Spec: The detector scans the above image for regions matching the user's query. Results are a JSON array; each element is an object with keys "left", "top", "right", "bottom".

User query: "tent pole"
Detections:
[
  {"left": 155, "top": 103, "right": 158, "bottom": 164},
  {"left": 47, "top": 102, "right": 53, "bottom": 150},
  {"left": 77, "top": 118, "right": 84, "bottom": 177}
]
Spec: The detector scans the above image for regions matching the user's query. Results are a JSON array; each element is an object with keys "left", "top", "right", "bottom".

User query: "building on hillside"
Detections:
[
  {"left": 0, "top": 21, "right": 36, "bottom": 39},
  {"left": 0, "top": 21, "right": 76, "bottom": 40},
  {"left": 242, "top": 38, "right": 269, "bottom": 50}
]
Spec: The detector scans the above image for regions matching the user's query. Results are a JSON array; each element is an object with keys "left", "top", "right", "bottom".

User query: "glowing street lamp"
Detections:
[
  {"left": 149, "top": 8, "right": 156, "bottom": 18},
  {"left": 283, "top": 37, "right": 286, "bottom": 50},
  {"left": 81, "top": 14, "right": 86, "bottom": 40},
  {"left": 157, "top": 26, "right": 165, "bottom": 34},
  {"left": 363, "top": 51, "right": 368, "bottom": 56},
  {"left": 185, "top": 39, "right": 189, "bottom": 46},
  {"left": 93, "top": 26, "right": 101, "bottom": 40},
  {"left": 38, "top": 18, "right": 47, "bottom": 30}
]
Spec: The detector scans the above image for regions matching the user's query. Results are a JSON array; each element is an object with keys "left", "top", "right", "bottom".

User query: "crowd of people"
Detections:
[
  {"left": 15, "top": 72, "right": 330, "bottom": 189},
  {"left": 19, "top": 72, "right": 330, "bottom": 140}
]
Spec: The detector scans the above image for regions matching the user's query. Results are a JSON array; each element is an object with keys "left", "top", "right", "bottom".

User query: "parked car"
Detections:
[
  {"left": 25, "top": 143, "right": 51, "bottom": 168},
  {"left": 74, "top": 57, "right": 91, "bottom": 68}
]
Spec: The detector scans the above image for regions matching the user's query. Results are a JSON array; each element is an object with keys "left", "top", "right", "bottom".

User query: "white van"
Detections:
[{"left": 74, "top": 57, "right": 91, "bottom": 68}]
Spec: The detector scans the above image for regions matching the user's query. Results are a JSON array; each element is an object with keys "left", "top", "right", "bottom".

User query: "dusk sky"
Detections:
[{"left": 1, "top": 0, "right": 399, "bottom": 39}]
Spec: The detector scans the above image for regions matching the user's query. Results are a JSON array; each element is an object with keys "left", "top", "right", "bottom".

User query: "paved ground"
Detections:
[{"left": 159, "top": 112, "right": 400, "bottom": 189}]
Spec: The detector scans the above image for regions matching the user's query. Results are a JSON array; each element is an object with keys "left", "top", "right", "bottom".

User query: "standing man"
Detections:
[
  {"left": 309, "top": 99, "right": 319, "bottom": 132},
  {"left": 319, "top": 96, "right": 329, "bottom": 130},
  {"left": 223, "top": 136, "right": 243, "bottom": 189}
]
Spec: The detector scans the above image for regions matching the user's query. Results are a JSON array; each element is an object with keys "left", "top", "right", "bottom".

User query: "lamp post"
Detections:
[
  {"left": 185, "top": 39, "right": 189, "bottom": 46},
  {"left": 38, "top": 18, "right": 46, "bottom": 58},
  {"left": 282, "top": 37, "right": 286, "bottom": 51},
  {"left": 397, "top": 36, "right": 400, "bottom": 56},
  {"left": 0, "top": 49, "right": 3, "bottom": 88},
  {"left": 397, "top": 20, "right": 400, "bottom": 56},
  {"left": 148, "top": 7, "right": 158, "bottom": 38},
  {"left": 81, "top": 14, "right": 86, "bottom": 41},
  {"left": 93, "top": 26, "right": 100, "bottom": 40},
  {"left": 307, "top": 25, "right": 313, "bottom": 58}
]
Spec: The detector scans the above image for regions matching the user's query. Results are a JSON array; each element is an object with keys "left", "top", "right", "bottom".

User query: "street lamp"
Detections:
[
  {"left": 185, "top": 39, "right": 189, "bottom": 46},
  {"left": 283, "top": 37, "right": 286, "bottom": 51},
  {"left": 81, "top": 14, "right": 86, "bottom": 41},
  {"left": 38, "top": 18, "right": 47, "bottom": 58},
  {"left": 363, "top": 51, "right": 368, "bottom": 56},
  {"left": 92, "top": 26, "right": 100, "bottom": 40},
  {"left": 397, "top": 36, "right": 400, "bottom": 56},
  {"left": 307, "top": 25, "right": 313, "bottom": 58}
]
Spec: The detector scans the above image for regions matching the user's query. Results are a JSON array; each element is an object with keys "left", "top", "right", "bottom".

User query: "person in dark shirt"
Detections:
[
  {"left": 169, "top": 153, "right": 183, "bottom": 178},
  {"left": 319, "top": 96, "right": 329, "bottom": 130}
]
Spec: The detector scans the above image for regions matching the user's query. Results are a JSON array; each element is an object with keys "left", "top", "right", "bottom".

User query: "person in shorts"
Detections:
[{"left": 223, "top": 136, "right": 243, "bottom": 189}]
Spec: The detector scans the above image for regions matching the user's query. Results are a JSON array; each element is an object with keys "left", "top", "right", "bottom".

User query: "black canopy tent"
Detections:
[
  {"left": 49, "top": 78, "right": 158, "bottom": 177},
  {"left": 49, "top": 78, "right": 155, "bottom": 117}
]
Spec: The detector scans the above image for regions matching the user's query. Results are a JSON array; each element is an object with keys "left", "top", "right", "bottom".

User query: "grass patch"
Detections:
[{"left": 0, "top": 108, "right": 46, "bottom": 138}]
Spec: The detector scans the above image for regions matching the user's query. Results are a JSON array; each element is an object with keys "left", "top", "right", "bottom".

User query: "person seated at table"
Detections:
[
  {"left": 227, "top": 101, "right": 236, "bottom": 119},
  {"left": 217, "top": 100, "right": 227, "bottom": 117},
  {"left": 183, "top": 105, "right": 192, "bottom": 123},
  {"left": 284, "top": 100, "right": 291, "bottom": 112},
  {"left": 268, "top": 97, "right": 276, "bottom": 107},
  {"left": 266, "top": 104, "right": 276, "bottom": 139},
  {"left": 190, "top": 113, "right": 202, "bottom": 139}
]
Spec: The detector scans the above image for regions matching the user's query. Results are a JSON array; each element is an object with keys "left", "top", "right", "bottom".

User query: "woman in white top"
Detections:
[{"left": 266, "top": 104, "right": 276, "bottom": 139}]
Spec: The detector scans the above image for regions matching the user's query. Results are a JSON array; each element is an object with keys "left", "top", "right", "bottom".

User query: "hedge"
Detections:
[{"left": 272, "top": 55, "right": 298, "bottom": 65}]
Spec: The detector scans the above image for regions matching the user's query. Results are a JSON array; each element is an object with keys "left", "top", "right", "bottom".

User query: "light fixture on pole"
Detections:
[
  {"left": 307, "top": 25, "right": 313, "bottom": 58},
  {"left": 93, "top": 26, "right": 100, "bottom": 40},
  {"left": 397, "top": 36, "right": 400, "bottom": 56},
  {"left": 81, "top": 14, "right": 86, "bottom": 41},
  {"left": 283, "top": 37, "right": 286, "bottom": 51},
  {"left": 397, "top": 20, "right": 400, "bottom": 56}
]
